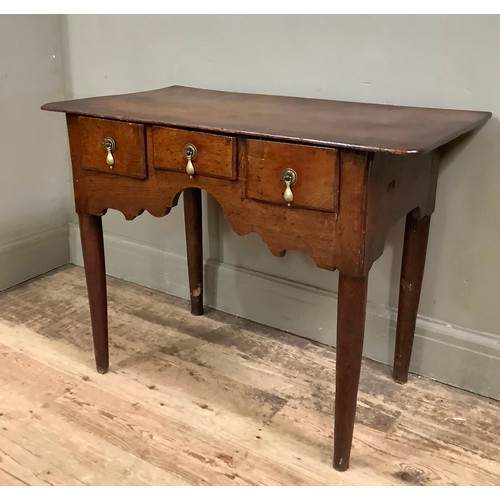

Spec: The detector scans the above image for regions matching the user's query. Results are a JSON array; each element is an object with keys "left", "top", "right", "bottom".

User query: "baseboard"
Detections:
[
  {"left": 69, "top": 222, "right": 500, "bottom": 401},
  {"left": 0, "top": 225, "right": 69, "bottom": 291},
  {"left": 69, "top": 223, "right": 191, "bottom": 300}
]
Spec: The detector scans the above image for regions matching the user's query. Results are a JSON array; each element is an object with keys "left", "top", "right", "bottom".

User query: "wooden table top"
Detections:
[{"left": 42, "top": 85, "right": 491, "bottom": 154}]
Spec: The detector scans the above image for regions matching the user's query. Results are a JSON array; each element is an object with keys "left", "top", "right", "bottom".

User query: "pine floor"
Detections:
[{"left": 0, "top": 265, "right": 498, "bottom": 486}]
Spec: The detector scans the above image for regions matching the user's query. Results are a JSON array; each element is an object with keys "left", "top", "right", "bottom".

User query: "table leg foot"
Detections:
[
  {"left": 333, "top": 272, "right": 368, "bottom": 471},
  {"left": 183, "top": 188, "right": 204, "bottom": 316},
  {"left": 393, "top": 209, "right": 431, "bottom": 384},
  {"left": 78, "top": 213, "right": 109, "bottom": 374}
]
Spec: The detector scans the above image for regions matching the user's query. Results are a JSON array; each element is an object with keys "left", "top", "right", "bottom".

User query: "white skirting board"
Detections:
[
  {"left": 69, "top": 222, "right": 500, "bottom": 401},
  {"left": 0, "top": 225, "right": 69, "bottom": 292}
]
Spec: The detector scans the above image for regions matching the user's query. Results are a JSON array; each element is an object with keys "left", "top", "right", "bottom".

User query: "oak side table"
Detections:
[{"left": 42, "top": 86, "right": 490, "bottom": 471}]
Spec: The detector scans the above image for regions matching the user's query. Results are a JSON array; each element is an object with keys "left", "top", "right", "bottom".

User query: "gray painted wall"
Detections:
[
  {"left": 3, "top": 15, "right": 499, "bottom": 399},
  {"left": 0, "top": 15, "right": 70, "bottom": 289}
]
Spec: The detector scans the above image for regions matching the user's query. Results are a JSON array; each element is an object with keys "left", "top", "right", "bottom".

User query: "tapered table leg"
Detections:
[
  {"left": 393, "top": 209, "right": 431, "bottom": 384},
  {"left": 333, "top": 273, "right": 368, "bottom": 471},
  {"left": 78, "top": 213, "right": 108, "bottom": 374},
  {"left": 183, "top": 188, "right": 204, "bottom": 316}
]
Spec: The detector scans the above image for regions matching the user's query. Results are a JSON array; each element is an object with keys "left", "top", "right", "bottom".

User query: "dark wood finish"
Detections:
[
  {"left": 78, "top": 213, "right": 108, "bottom": 374},
  {"left": 246, "top": 139, "right": 338, "bottom": 212},
  {"left": 153, "top": 126, "right": 236, "bottom": 179},
  {"left": 79, "top": 116, "right": 147, "bottom": 179},
  {"left": 393, "top": 210, "right": 431, "bottom": 383},
  {"left": 365, "top": 152, "right": 439, "bottom": 273},
  {"left": 42, "top": 85, "right": 491, "bottom": 154},
  {"left": 334, "top": 150, "right": 370, "bottom": 275},
  {"left": 43, "top": 86, "right": 491, "bottom": 472},
  {"left": 334, "top": 273, "right": 368, "bottom": 471},
  {"left": 183, "top": 188, "right": 204, "bottom": 316},
  {"left": 64, "top": 136, "right": 370, "bottom": 274}
]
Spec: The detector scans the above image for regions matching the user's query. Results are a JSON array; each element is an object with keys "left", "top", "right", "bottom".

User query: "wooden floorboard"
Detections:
[{"left": 0, "top": 265, "right": 498, "bottom": 485}]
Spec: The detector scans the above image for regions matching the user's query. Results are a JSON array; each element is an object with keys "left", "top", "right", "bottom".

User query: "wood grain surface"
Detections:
[
  {"left": 0, "top": 266, "right": 498, "bottom": 485},
  {"left": 79, "top": 116, "right": 147, "bottom": 179},
  {"left": 42, "top": 86, "right": 491, "bottom": 154},
  {"left": 246, "top": 139, "right": 338, "bottom": 212},
  {"left": 153, "top": 126, "right": 236, "bottom": 179}
]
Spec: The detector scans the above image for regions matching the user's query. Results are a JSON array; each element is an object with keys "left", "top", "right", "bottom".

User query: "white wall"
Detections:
[
  {"left": 62, "top": 15, "right": 500, "bottom": 399},
  {"left": 0, "top": 15, "right": 70, "bottom": 289}
]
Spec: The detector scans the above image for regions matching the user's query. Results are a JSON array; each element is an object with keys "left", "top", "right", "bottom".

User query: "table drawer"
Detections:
[
  {"left": 79, "top": 117, "right": 147, "bottom": 179},
  {"left": 152, "top": 127, "right": 236, "bottom": 179},
  {"left": 246, "top": 139, "right": 339, "bottom": 212}
]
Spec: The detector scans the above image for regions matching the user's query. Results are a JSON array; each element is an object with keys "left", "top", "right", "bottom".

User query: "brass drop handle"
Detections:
[
  {"left": 183, "top": 143, "right": 197, "bottom": 178},
  {"left": 103, "top": 137, "right": 115, "bottom": 168},
  {"left": 280, "top": 168, "right": 298, "bottom": 207}
]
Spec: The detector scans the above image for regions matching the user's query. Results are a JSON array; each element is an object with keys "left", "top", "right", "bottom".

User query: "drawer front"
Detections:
[
  {"left": 79, "top": 117, "right": 147, "bottom": 178},
  {"left": 152, "top": 127, "right": 236, "bottom": 179},
  {"left": 246, "top": 139, "right": 339, "bottom": 212}
]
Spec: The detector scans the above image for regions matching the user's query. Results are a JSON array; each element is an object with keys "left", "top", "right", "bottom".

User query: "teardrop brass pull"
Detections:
[
  {"left": 183, "top": 143, "right": 197, "bottom": 178},
  {"left": 103, "top": 137, "right": 115, "bottom": 168},
  {"left": 186, "top": 157, "right": 195, "bottom": 177},
  {"left": 283, "top": 180, "right": 294, "bottom": 206},
  {"left": 280, "top": 168, "right": 298, "bottom": 207}
]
